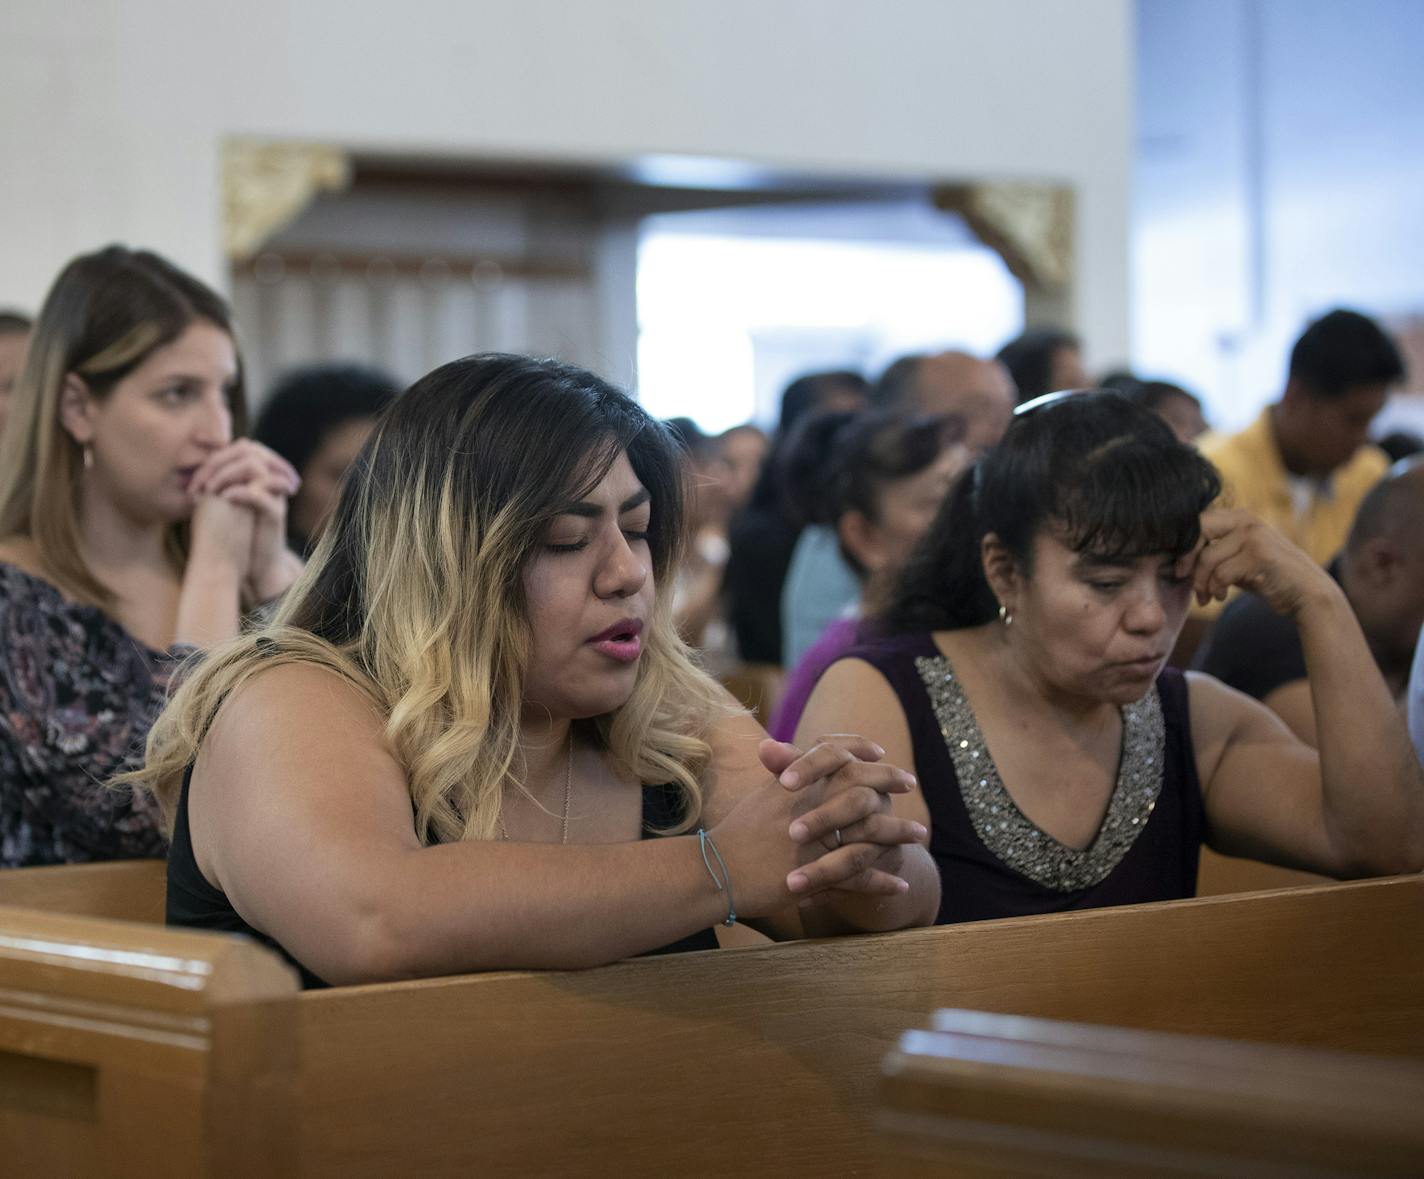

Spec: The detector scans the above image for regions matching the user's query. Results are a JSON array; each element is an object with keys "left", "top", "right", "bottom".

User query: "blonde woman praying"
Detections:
[{"left": 132, "top": 354, "right": 939, "bottom": 986}]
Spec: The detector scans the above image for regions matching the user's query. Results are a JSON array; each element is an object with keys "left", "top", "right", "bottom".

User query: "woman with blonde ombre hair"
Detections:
[
  {"left": 0, "top": 245, "right": 301, "bottom": 867},
  {"left": 133, "top": 354, "right": 939, "bottom": 987}
]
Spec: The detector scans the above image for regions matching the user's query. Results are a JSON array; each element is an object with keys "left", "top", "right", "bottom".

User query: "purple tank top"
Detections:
[{"left": 839, "top": 631, "right": 1204, "bottom": 926}]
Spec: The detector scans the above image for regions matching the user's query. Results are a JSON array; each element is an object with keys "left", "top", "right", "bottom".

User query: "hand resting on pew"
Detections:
[
  {"left": 120, "top": 355, "right": 940, "bottom": 986},
  {"left": 795, "top": 392, "right": 1424, "bottom": 927}
]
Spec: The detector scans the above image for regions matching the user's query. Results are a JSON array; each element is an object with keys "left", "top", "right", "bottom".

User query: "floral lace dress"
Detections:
[{"left": 0, "top": 563, "right": 186, "bottom": 867}]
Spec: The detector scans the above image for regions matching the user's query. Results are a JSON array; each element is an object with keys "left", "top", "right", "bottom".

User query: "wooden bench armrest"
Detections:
[
  {"left": 878, "top": 1008, "right": 1424, "bottom": 1177},
  {"left": 0, "top": 905, "right": 299, "bottom": 1177}
]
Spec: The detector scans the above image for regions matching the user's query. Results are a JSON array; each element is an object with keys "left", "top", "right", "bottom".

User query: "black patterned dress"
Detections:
[{"left": 0, "top": 563, "right": 183, "bottom": 867}]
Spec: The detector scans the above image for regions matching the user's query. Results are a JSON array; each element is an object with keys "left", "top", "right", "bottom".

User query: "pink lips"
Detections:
[{"left": 588, "top": 618, "right": 644, "bottom": 664}]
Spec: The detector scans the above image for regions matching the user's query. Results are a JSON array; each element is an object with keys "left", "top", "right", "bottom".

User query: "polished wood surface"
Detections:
[
  {"left": 0, "top": 875, "right": 1419, "bottom": 1175},
  {"left": 0, "top": 859, "right": 166, "bottom": 923},
  {"left": 1196, "top": 845, "right": 1330, "bottom": 896},
  {"left": 295, "top": 876, "right": 1423, "bottom": 1175},
  {"left": 877, "top": 1008, "right": 1424, "bottom": 1176},
  {"left": 0, "top": 905, "right": 299, "bottom": 1177}
]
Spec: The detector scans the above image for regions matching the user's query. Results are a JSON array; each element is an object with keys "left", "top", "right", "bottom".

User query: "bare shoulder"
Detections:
[
  {"left": 202, "top": 659, "right": 396, "bottom": 784},
  {"left": 1185, "top": 668, "right": 1261, "bottom": 732},
  {"left": 797, "top": 658, "right": 911, "bottom": 761}
]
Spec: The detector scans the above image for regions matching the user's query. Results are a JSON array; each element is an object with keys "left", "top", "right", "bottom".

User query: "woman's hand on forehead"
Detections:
[{"left": 1190, "top": 508, "right": 1332, "bottom": 616}]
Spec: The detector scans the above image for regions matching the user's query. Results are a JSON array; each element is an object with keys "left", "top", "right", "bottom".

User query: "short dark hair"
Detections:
[
  {"left": 1289, "top": 309, "right": 1405, "bottom": 399},
  {"left": 828, "top": 412, "right": 967, "bottom": 577},
  {"left": 1127, "top": 379, "right": 1202, "bottom": 415},
  {"left": 871, "top": 355, "right": 926, "bottom": 410},
  {"left": 778, "top": 409, "right": 863, "bottom": 527},
  {"left": 996, "top": 329, "right": 1080, "bottom": 405},
  {"left": 775, "top": 370, "right": 868, "bottom": 439},
  {"left": 1378, "top": 431, "right": 1424, "bottom": 464},
  {"left": 880, "top": 392, "right": 1221, "bottom": 633},
  {"left": 254, "top": 363, "right": 400, "bottom": 478},
  {"left": 745, "top": 371, "right": 867, "bottom": 513},
  {"left": 0, "top": 311, "right": 32, "bottom": 336}
]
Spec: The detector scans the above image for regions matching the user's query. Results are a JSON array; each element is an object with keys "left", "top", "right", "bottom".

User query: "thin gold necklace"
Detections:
[{"left": 497, "top": 730, "right": 574, "bottom": 843}]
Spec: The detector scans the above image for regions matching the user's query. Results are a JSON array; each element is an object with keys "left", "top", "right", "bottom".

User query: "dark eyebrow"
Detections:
[
  {"left": 1070, "top": 551, "right": 1134, "bottom": 571},
  {"left": 559, "top": 487, "right": 650, "bottom": 519}
]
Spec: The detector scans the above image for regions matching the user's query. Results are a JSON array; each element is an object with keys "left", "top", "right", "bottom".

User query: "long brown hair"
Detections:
[{"left": 0, "top": 245, "right": 248, "bottom": 607}]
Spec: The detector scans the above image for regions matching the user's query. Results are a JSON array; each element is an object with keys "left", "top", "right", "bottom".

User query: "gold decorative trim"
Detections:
[
  {"left": 222, "top": 139, "right": 352, "bottom": 261},
  {"left": 935, "top": 183, "right": 1074, "bottom": 290}
]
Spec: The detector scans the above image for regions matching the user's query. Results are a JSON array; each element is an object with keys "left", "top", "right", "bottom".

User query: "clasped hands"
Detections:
[
  {"left": 186, "top": 439, "right": 302, "bottom": 602},
  {"left": 760, "top": 734, "right": 926, "bottom": 906}
]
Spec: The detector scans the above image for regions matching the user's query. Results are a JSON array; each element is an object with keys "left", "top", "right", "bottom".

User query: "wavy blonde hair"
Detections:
[
  {"left": 133, "top": 354, "right": 734, "bottom": 841},
  {"left": 0, "top": 246, "right": 247, "bottom": 607}
]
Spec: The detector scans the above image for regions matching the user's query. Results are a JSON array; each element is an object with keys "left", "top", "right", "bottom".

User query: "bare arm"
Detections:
[
  {"left": 791, "top": 658, "right": 941, "bottom": 931},
  {"left": 193, "top": 665, "right": 926, "bottom": 984},
  {"left": 173, "top": 496, "right": 253, "bottom": 647},
  {"left": 1189, "top": 511, "right": 1424, "bottom": 876}
]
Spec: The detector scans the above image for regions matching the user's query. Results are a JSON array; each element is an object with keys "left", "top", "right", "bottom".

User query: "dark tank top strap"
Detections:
[{"left": 1153, "top": 665, "right": 1206, "bottom": 886}]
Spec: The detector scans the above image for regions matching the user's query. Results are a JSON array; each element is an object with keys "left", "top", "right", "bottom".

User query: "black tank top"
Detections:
[
  {"left": 839, "top": 632, "right": 1205, "bottom": 926},
  {"left": 166, "top": 767, "right": 718, "bottom": 988}
]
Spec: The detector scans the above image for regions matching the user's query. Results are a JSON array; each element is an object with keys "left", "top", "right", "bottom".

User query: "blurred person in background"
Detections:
[
  {"left": 0, "top": 246, "right": 301, "bottom": 867},
  {"left": 725, "top": 370, "right": 868, "bottom": 668},
  {"left": 0, "top": 311, "right": 33, "bottom": 438},
  {"left": 770, "top": 411, "right": 970, "bottom": 740},
  {"left": 664, "top": 417, "right": 735, "bottom": 661},
  {"left": 872, "top": 350, "right": 1014, "bottom": 456},
  {"left": 1195, "top": 458, "right": 1424, "bottom": 745},
  {"left": 778, "top": 411, "right": 866, "bottom": 668},
  {"left": 253, "top": 362, "right": 399, "bottom": 556},
  {"left": 1378, "top": 430, "right": 1423, "bottom": 464},
  {"left": 776, "top": 348, "right": 1016, "bottom": 669},
  {"left": 1125, "top": 379, "right": 1209, "bottom": 445},
  {"left": 717, "top": 422, "right": 768, "bottom": 516},
  {"left": 996, "top": 328, "right": 1089, "bottom": 406},
  {"left": 1200, "top": 309, "right": 1403, "bottom": 578}
]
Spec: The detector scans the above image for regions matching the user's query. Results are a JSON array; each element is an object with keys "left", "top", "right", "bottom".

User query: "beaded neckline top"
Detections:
[{"left": 914, "top": 652, "right": 1165, "bottom": 892}]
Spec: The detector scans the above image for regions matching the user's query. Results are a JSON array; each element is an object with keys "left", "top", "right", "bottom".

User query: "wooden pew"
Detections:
[
  {"left": 0, "top": 875, "right": 1419, "bottom": 1176},
  {"left": 0, "top": 858, "right": 166, "bottom": 922},
  {"left": 1196, "top": 845, "right": 1330, "bottom": 897},
  {"left": 876, "top": 1009, "right": 1424, "bottom": 1177},
  {"left": 0, "top": 906, "right": 299, "bottom": 1177}
]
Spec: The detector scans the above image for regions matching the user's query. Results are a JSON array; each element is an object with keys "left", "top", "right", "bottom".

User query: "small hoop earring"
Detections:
[{"left": 998, "top": 604, "right": 1013, "bottom": 627}]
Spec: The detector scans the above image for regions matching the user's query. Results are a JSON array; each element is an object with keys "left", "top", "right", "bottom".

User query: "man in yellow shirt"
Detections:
[{"left": 1194, "top": 309, "right": 1404, "bottom": 621}]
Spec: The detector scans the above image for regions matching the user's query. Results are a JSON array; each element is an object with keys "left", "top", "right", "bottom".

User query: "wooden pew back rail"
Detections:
[{"left": 0, "top": 875, "right": 1417, "bottom": 1175}]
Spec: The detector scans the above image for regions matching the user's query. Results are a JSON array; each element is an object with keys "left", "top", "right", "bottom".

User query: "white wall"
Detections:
[
  {"left": 1, "top": 0, "right": 1134, "bottom": 370},
  {"left": 1134, "top": 0, "right": 1424, "bottom": 429}
]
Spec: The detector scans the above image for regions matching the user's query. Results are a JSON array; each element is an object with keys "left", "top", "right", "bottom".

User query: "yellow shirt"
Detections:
[{"left": 1193, "top": 408, "right": 1387, "bottom": 619}]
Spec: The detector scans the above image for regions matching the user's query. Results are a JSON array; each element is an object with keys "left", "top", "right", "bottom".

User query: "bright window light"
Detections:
[{"left": 636, "top": 231, "right": 1022, "bottom": 432}]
